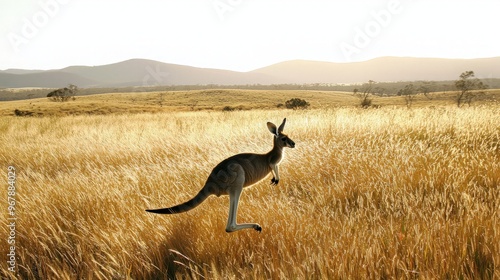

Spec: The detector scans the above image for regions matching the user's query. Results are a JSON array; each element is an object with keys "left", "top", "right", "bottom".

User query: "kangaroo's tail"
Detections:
[{"left": 146, "top": 187, "right": 211, "bottom": 214}]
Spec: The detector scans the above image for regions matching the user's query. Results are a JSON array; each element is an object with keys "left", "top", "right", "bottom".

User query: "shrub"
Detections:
[
  {"left": 285, "top": 98, "right": 310, "bottom": 110},
  {"left": 14, "top": 109, "right": 34, "bottom": 116},
  {"left": 222, "top": 106, "right": 235, "bottom": 111}
]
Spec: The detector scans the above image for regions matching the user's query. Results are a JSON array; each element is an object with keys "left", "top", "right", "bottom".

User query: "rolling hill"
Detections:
[
  {"left": 0, "top": 59, "right": 275, "bottom": 88},
  {"left": 251, "top": 57, "right": 500, "bottom": 84},
  {"left": 1, "top": 57, "right": 499, "bottom": 88}
]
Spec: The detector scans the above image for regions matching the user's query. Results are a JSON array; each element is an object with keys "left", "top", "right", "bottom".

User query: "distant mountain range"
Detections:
[{"left": 1, "top": 57, "right": 499, "bottom": 88}]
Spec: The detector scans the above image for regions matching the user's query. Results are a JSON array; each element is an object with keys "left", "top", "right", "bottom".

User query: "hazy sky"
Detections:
[{"left": 1, "top": 0, "right": 498, "bottom": 71}]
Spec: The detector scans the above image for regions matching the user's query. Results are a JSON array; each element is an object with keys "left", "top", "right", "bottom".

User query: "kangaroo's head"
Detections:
[{"left": 267, "top": 118, "right": 295, "bottom": 149}]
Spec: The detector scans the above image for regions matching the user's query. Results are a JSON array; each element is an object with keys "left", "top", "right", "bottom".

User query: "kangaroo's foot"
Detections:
[{"left": 225, "top": 223, "right": 262, "bottom": 233}]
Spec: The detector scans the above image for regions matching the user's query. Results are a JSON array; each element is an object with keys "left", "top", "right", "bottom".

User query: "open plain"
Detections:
[{"left": 1, "top": 90, "right": 499, "bottom": 279}]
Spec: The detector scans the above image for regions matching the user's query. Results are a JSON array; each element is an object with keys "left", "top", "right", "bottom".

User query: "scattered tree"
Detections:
[
  {"left": 418, "top": 81, "right": 433, "bottom": 100},
  {"left": 188, "top": 100, "right": 199, "bottom": 111},
  {"left": 354, "top": 80, "right": 376, "bottom": 108},
  {"left": 398, "top": 84, "right": 416, "bottom": 108},
  {"left": 454, "top": 71, "right": 486, "bottom": 107},
  {"left": 157, "top": 92, "right": 165, "bottom": 107},
  {"left": 47, "top": 84, "right": 78, "bottom": 102},
  {"left": 285, "top": 98, "right": 310, "bottom": 110}
]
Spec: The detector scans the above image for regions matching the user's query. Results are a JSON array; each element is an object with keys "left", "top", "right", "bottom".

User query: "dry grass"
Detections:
[
  {"left": 1, "top": 106, "right": 499, "bottom": 279},
  {"left": 1, "top": 89, "right": 499, "bottom": 117},
  {"left": 0, "top": 89, "right": 359, "bottom": 116}
]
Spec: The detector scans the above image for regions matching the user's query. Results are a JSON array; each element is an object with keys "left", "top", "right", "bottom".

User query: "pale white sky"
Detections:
[{"left": 0, "top": 0, "right": 498, "bottom": 71}]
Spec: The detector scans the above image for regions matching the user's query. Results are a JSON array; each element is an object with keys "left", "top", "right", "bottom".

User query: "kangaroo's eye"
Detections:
[{"left": 282, "top": 137, "right": 287, "bottom": 141}]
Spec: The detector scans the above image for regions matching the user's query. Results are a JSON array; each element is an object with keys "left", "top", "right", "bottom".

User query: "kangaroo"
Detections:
[{"left": 146, "top": 118, "right": 295, "bottom": 232}]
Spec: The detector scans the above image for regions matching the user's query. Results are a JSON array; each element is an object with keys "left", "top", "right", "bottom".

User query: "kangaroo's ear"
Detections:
[
  {"left": 267, "top": 122, "right": 278, "bottom": 136},
  {"left": 278, "top": 118, "right": 286, "bottom": 133}
]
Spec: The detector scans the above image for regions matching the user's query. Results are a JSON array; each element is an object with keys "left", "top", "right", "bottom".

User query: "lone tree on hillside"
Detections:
[
  {"left": 47, "top": 84, "right": 78, "bottom": 102},
  {"left": 416, "top": 81, "right": 434, "bottom": 100},
  {"left": 454, "top": 71, "right": 486, "bottom": 107},
  {"left": 398, "top": 83, "right": 416, "bottom": 108},
  {"left": 354, "top": 80, "right": 376, "bottom": 108}
]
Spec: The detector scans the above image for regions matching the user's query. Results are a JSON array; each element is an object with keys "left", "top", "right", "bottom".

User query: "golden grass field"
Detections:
[
  {"left": 0, "top": 89, "right": 356, "bottom": 116},
  {"left": 1, "top": 90, "right": 499, "bottom": 279},
  {"left": 1, "top": 89, "right": 498, "bottom": 117}
]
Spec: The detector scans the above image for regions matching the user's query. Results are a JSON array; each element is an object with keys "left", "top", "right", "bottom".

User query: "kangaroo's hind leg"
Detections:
[{"left": 224, "top": 165, "right": 262, "bottom": 233}]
